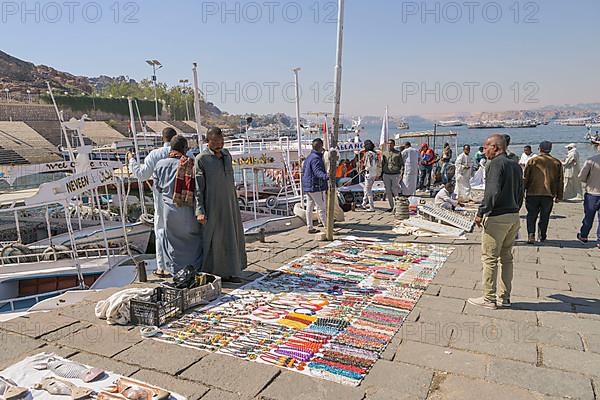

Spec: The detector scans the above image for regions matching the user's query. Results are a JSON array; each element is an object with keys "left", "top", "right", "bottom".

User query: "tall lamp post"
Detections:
[
  {"left": 26, "top": 89, "right": 31, "bottom": 103},
  {"left": 326, "top": 0, "right": 346, "bottom": 241},
  {"left": 145, "top": 59, "right": 162, "bottom": 121},
  {"left": 179, "top": 79, "right": 191, "bottom": 121},
  {"left": 4, "top": 88, "right": 10, "bottom": 102}
]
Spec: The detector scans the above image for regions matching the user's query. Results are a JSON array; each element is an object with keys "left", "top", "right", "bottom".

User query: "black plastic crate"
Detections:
[
  {"left": 130, "top": 287, "right": 184, "bottom": 326},
  {"left": 163, "top": 273, "right": 222, "bottom": 311}
]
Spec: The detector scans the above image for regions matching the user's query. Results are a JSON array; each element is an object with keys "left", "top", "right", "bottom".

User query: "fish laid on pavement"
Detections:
[
  {"left": 33, "top": 377, "right": 94, "bottom": 400},
  {"left": 33, "top": 354, "right": 105, "bottom": 382},
  {"left": 0, "top": 376, "right": 28, "bottom": 400},
  {"left": 98, "top": 377, "right": 170, "bottom": 400}
]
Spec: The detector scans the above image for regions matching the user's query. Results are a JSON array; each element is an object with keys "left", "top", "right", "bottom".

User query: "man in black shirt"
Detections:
[{"left": 469, "top": 134, "right": 524, "bottom": 309}]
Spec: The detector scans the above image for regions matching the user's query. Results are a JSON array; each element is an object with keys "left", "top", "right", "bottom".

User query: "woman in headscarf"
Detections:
[
  {"left": 153, "top": 135, "right": 203, "bottom": 274},
  {"left": 563, "top": 143, "right": 583, "bottom": 200}
]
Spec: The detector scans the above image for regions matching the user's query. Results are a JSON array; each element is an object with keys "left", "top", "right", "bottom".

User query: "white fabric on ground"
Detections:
[{"left": 95, "top": 288, "right": 154, "bottom": 325}]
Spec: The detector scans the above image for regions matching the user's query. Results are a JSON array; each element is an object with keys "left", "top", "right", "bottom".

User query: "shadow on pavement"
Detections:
[{"left": 513, "top": 294, "right": 600, "bottom": 315}]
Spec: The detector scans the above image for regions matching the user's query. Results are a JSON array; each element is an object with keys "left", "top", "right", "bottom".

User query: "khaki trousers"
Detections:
[{"left": 481, "top": 213, "right": 520, "bottom": 302}]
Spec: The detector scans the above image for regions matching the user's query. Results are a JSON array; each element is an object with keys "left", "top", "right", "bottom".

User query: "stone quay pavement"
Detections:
[{"left": 1, "top": 200, "right": 599, "bottom": 400}]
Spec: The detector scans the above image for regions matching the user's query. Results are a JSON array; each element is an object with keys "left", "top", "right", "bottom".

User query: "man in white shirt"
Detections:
[
  {"left": 435, "top": 182, "right": 459, "bottom": 210},
  {"left": 127, "top": 127, "right": 177, "bottom": 277},
  {"left": 401, "top": 142, "right": 420, "bottom": 196},
  {"left": 577, "top": 143, "right": 600, "bottom": 248},
  {"left": 455, "top": 144, "right": 473, "bottom": 202},
  {"left": 519, "top": 145, "right": 536, "bottom": 169}
]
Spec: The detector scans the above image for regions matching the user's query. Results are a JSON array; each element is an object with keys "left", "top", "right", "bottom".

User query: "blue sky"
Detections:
[{"left": 2, "top": 0, "right": 599, "bottom": 117}]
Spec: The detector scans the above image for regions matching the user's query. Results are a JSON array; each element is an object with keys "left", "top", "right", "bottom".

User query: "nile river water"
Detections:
[{"left": 361, "top": 121, "right": 598, "bottom": 161}]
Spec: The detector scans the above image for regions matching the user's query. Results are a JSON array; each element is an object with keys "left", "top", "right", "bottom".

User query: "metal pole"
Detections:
[
  {"left": 326, "top": 0, "right": 345, "bottom": 242},
  {"left": 153, "top": 64, "right": 159, "bottom": 121},
  {"left": 293, "top": 68, "right": 305, "bottom": 208},
  {"left": 128, "top": 98, "right": 147, "bottom": 215},
  {"left": 192, "top": 63, "right": 203, "bottom": 149}
]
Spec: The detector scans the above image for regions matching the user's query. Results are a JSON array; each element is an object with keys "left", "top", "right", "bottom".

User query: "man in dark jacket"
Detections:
[
  {"left": 523, "top": 141, "right": 564, "bottom": 244},
  {"left": 302, "top": 138, "right": 329, "bottom": 234},
  {"left": 382, "top": 139, "right": 404, "bottom": 212},
  {"left": 469, "top": 134, "right": 524, "bottom": 310}
]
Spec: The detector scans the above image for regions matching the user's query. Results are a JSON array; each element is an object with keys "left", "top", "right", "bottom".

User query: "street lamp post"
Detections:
[
  {"left": 146, "top": 59, "right": 162, "bottom": 121},
  {"left": 179, "top": 79, "right": 190, "bottom": 121},
  {"left": 26, "top": 90, "right": 31, "bottom": 103},
  {"left": 4, "top": 89, "right": 10, "bottom": 102}
]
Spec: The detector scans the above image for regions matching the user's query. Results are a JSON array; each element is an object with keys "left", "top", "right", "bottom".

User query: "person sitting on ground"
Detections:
[{"left": 434, "top": 182, "right": 459, "bottom": 210}]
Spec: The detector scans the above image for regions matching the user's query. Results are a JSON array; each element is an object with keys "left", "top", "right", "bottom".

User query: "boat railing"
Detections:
[
  {"left": 0, "top": 287, "right": 77, "bottom": 314},
  {"left": 0, "top": 246, "right": 126, "bottom": 267},
  {"left": 240, "top": 205, "right": 290, "bottom": 218}
]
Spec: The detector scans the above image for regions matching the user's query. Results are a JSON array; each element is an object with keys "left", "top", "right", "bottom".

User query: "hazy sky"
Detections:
[{"left": 2, "top": 0, "right": 599, "bottom": 117}]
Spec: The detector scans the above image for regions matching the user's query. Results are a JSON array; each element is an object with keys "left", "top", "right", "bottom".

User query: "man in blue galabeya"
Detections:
[{"left": 127, "top": 127, "right": 177, "bottom": 277}]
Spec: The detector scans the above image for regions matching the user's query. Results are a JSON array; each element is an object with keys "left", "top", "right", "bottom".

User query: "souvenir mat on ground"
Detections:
[
  {"left": 156, "top": 237, "right": 453, "bottom": 386},
  {"left": 0, "top": 352, "right": 186, "bottom": 400}
]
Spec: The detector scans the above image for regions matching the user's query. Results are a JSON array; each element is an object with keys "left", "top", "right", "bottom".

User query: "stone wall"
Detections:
[{"left": 0, "top": 103, "right": 144, "bottom": 121}]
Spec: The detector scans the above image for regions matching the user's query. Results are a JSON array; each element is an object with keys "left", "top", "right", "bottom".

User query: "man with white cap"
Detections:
[{"left": 563, "top": 143, "right": 583, "bottom": 200}]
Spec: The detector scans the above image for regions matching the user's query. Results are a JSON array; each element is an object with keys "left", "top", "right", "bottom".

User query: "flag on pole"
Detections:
[
  {"left": 379, "top": 106, "right": 389, "bottom": 146},
  {"left": 323, "top": 116, "right": 329, "bottom": 147}
]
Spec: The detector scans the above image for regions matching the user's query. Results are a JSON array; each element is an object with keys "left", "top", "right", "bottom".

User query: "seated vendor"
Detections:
[{"left": 434, "top": 182, "right": 459, "bottom": 210}]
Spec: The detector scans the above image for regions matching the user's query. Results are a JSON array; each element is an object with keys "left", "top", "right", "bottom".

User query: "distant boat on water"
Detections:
[{"left": 438, "top": 120, "right": 465, "bottom": 127}]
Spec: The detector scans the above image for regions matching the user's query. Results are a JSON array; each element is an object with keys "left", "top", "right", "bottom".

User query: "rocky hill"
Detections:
[{"left": 0, "top": 50, "right": 92, "bottom": 95}]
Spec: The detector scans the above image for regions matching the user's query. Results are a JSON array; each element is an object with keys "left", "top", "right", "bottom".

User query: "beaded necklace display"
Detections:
[{"left": 155, "top": 238, "right": 452, "bottom": 386}]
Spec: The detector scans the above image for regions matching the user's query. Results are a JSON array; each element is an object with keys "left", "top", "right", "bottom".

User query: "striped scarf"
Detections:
[{"left": 170, "top": 150, "right": 195, "bottom": 208}]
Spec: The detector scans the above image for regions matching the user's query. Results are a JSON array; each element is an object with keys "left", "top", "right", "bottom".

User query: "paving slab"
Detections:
[
  {"left": 180, "top": 353, "right": 280, "bottom": 396},
  {"left": 462, "top": 302, "right": 537, "bottom": 324},
  {"left": 487, "top": 358, "right": 595, "bottom": 399},
  {"left": 438, "top": 286, "right": 479, "bottom": 301},
  {"left": 529, "top": 326, "right": 584, "bottom": 351},
  {"left": 131, "top": 369, "right": 209, "bottom": 400},
  {"left": 204, "top": 389, "right": 249, "bottom": 400},
  {"left": 57, "top": 301, "right": 101, "bottom": 323},
  {"left": 418, "top": 308, "right": 538, "bottom": 363},
  {"left": 115, "top": 338, "right": 209, "bottom": 375},
  {"left": 40, "top": 321, "right": 91, "bottom": 342},
  {"left": 0, "top": 312, "right": 79, "bottom": 339},
  {"left": 394, "top": 341, "right": 488, "bottom": 379},
  {"left": 259, "top": 370, "right": 364, "bottom": 400},
  {"left": 427, "top": 374, "right": 549, "bottom": 400},
  {"left": 69, "top": 352, "right": 140, "bottom": 377},
  {"left": 413, "top": 295, "right": 465, "bottom": 314},
  {"left": 541, "top": 345, "right": 600, "bottom": 378},
  {"left": 537, "top": 311, "right": 600, "bottom": 335},
  {"left": 57, "top": 324, "right": 141, "bottom": 358},
  {"left": 0, "top": 331, "right": 43, "bottom": 369},
  {"left": 361, "top": 360, "right": 433, "bottom": 400},
  {"left": 583, "top": 333, "right": 600, "bottom": 354}
]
